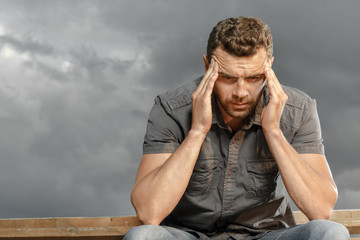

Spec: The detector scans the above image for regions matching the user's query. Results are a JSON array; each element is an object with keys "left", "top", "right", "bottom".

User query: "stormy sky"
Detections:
[{"left": 0, "top": 0, "right": 359, "bottom": 218}]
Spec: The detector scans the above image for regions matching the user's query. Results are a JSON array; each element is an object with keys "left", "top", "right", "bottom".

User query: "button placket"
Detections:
[{"left": 221, "top": 130, "right": 245, "bottom": 214}]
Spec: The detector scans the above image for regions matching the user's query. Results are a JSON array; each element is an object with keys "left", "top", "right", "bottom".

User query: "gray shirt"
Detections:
[{"left": 143, "top": 77, "right": 324, "bottom": 240}]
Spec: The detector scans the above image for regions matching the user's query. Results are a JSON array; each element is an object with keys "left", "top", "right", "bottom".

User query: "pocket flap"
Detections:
[{"left": 247, "top": 158, "right": 278, "bottom": 174}]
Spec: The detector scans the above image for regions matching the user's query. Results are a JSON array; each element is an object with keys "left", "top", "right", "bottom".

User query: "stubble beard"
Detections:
[{"left": 218, "top": 95, "right": 260, "bottom": 120}]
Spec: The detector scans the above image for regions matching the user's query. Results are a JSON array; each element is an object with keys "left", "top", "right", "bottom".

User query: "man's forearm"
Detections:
[
  {"left": 264, "top": 128, "right": 337, "bottom": 220},
  {"left": 131, "top": 130, "right": 206, "bottom": 225},
  {"left": 132, "top": 58, "right": 219, "bottom": 225}
]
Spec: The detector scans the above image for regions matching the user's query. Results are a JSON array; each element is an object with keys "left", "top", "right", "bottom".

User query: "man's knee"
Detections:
[
  {"left": 124, "top": 225, "right": 169, "bottom": 240},
  {"left": 305, "top": 220, "right": 350, "bottom": 240}
]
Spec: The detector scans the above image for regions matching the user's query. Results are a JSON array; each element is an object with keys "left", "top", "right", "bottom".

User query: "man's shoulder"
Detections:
[
  {"left": 282, "top": 85, "right": 314, "bottom": 110},
  {"left": 157, "top": 77, "right": 201, "bottom": 111},
  {"left": 149, "top": 77, "right": 201, "bottom": 134},
  {"left": 280, "top": 85, "right": 317, "bottom": 130}
]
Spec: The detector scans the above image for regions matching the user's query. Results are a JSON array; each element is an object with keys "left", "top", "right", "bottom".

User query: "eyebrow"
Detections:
[
  {"left": 218, "top": 71, "right": 236, "bottom": 78},
  {"left": 247, "top": 73, "right": 265, "bottom": 78},
  {"left": 219, "top": 72, "right": 265, "bottom": 78}
]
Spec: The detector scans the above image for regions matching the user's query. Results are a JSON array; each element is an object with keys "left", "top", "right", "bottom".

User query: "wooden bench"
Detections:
[{"left": 0, "top": 210, "right": 359, "bottom": 239}]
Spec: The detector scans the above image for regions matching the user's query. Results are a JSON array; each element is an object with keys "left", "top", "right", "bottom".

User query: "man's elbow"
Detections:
[
  {"left": 136, "top": 210, "right": 163, "bottom": 225},
  {"left": 308, "top": 201, "right": 336, "bottom": 220},
  {"left": 131, "top": 192, "right": 163, "bottom": 225},
  {"left": 310, "top": 208, "right": 333, "bottom": 220},
  {"left": 133, "top": 203, "right": 164, "bottom": 225},
  {"left": 310, "top": 189, "right": 338, "bottom": 220}
]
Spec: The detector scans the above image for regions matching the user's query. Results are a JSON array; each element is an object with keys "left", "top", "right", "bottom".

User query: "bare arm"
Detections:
[
  {"left": 265, "top": 133, "right": 337, "bottom": 220},
  {"left": 262, "top": 60, "right": 337, "bottom": 220},
  {"left": 131, "top": 59, "right": 219, "bottom": 225}
]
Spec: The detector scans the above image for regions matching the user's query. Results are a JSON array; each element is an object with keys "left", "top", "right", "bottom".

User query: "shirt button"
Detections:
[
  {"left": 227, "top": 171, "right": 232, "bottom": 176},
  {"left": 225, "top": 206, "right": 230, "bottom": 211}
]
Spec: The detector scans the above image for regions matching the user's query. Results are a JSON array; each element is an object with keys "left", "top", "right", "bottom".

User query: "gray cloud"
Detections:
[
  {"left": 0, "top": 35, "right": 54, "bottom": 56},
  {"left": 335, "top": 169, "right": 360, "bottom": 209},
  {"left": 0, "top": 28, "right": 145, "bottom": 217},
  {"left": 0, "top": 0, "right": 359, "bottom": 218}
]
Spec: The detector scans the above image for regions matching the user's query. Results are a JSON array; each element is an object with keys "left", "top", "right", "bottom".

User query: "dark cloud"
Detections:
[
  {"left": 143, "top": 34, "right": 206, "bottom": 91},
  {"left": 0, "top": 0, "right": 359, "bottom": 219},
  {"left": 0, "top": 35, "right": 54, "bottom": 56}
]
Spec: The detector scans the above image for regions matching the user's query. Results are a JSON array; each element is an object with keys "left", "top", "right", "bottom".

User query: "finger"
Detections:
[
  {"left": 265, "top": 62, "right": 287, "bottom": 104},
  {"left": 200, "top": 60, "right": 218, "bottom": 96},
  {"left": 194, "top": 58, "right": 216, "bottom": 97},
  {"left": 203, "top": 61, "right": 219, "bottom": 96},
  {"left": 196, "top": 59, "right": 217, "bottom": 96},
  {"left": 265, "top": 62, "right": 276, "bottom": 96},
  {"left": 265, "top": 62, "right": 282, "bottom": 96}
]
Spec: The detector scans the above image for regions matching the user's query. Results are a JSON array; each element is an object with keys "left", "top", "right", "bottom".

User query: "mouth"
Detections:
[{"left": 231, "top": 102, "right": 249, "bottom": 110}]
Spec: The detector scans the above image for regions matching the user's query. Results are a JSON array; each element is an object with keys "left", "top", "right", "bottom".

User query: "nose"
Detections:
[{"left": 231, "top": 79, "right": 248, "bottom": 100}]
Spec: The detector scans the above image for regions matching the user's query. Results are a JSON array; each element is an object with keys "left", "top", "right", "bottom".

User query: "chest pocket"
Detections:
[
  {"left": 245, "top": 158, "right": 279, "bottom": 200},
  {"left": 185, "top": 155, "right": 218, "bottom": 197}
]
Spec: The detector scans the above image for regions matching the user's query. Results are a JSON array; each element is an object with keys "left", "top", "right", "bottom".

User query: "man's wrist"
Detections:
[
  {"left": 188, "top": 129, "right": 208, "bottom": 140},
  {"left": 262, "top": 126, "right": 283, "bottom": 139}
]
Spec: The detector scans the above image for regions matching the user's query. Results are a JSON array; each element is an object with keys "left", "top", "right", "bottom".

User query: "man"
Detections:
[{"left": 125, "top": 17, "right": 350, "bottom": 239}]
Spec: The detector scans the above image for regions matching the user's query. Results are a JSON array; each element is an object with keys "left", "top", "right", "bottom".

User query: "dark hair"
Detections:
[{"left": 206, "top": 17, "right": 273, "bottom": 61}]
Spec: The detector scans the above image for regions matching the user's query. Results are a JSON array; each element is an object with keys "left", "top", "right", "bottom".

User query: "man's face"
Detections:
[{"left": 206, "top": 47, "right": 269, "bottom": 122}]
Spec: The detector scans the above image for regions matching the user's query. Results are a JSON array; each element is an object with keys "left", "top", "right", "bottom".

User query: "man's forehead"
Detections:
[
  {"left": 216, "top": 59, "right": 267, "bottom": 77},
  {"left": 213, "top": 47, "right": 268, "bottom": 76}
]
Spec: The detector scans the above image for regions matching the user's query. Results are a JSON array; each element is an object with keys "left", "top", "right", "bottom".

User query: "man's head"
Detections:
[
  {"left": 204, "top": 17, "right": 273, "bottom": 125},
  {"left": 206, "top": 17, "right": 273, "bottom": 61}
]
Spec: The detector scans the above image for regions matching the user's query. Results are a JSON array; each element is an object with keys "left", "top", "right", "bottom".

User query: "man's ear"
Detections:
[
  {"left": 270, "top": 56, "right": 274, "bottom": 67},
  {"left": 203, "top": 54, "right": 209, "bottom": 71}
]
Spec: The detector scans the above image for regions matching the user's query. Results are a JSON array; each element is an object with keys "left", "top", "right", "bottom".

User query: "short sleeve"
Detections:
[
  {"left": 291, "top": 99, "right": 325, "bottom": 155},
  {"left": 143, "top": 97, "right": 182, "bottom": 154}
]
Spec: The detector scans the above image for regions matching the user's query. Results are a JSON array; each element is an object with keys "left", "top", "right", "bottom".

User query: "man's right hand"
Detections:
[{"left": 191, "top": 58, "right": 219, "bottom": 135}]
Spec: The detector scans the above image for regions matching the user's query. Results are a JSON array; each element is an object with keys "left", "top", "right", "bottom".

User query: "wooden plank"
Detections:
[
  {"left": 0, "top": 210, "right": 359, "bottom": 238},
  {"left": 294, "top": 209, "right": 360, "bottom": 223},
  {"left": 0, "top": 216, "right": 140, "bottom": 239}
]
